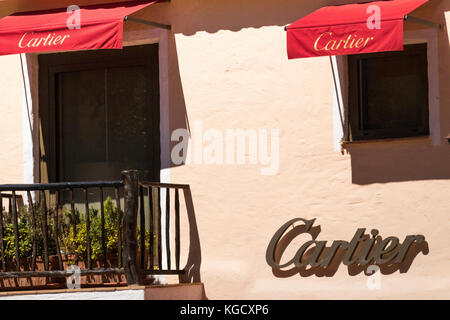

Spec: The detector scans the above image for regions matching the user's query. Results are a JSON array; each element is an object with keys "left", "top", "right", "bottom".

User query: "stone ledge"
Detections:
[
  {"left": 144, "top": 283, "right": 207, "bottom": 300},
  {"left": 0, "top": 285, "right": 145, "bottom": 297},
  {"left": 0, "top": 283, "right": 206, "bottom": 300}
]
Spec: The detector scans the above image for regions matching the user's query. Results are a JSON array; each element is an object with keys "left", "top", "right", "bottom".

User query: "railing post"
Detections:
[{"left": 122, "top": 170, "right": 141, "bottom": 285}]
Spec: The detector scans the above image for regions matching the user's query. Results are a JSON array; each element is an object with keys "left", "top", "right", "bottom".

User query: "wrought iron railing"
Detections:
[
  {"left": 0, "top": 170, "right": 195, "bottom": 289},
  {"left": 138, "top": 181, "right": 190, "bottom": 275}
]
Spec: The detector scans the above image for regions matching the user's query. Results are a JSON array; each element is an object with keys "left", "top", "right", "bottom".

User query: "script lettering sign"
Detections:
[{"left": 266, "top": 218, "right": 428, "bottom": 277}]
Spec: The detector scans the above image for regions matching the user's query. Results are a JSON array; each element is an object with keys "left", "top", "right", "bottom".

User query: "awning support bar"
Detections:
[
  {"left": 404, "top": 15, "right": 443, "bottom": 30},
  {"left": 124, "top": 16, "right": 172, "bottom": 30},
  {"left": 284, "top": 16, "right": 444, "bottom": 31},
  {"left": 329, "top": 56, "right": 348, "bottom": 144}
]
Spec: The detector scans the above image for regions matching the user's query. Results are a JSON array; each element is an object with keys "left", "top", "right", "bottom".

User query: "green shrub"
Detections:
[
  {"left": 61, "top": 196, "right": 120, "bottom": 261},
  {"left": 1, "top": 196, "right": 124, "bottom": 263},
  {"left": 2, "top": 221, "right": 33, "bottom": 259}
]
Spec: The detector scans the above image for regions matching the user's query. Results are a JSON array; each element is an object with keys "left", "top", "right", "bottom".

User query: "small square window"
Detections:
[{"left": 348, "top": 43, "right": 429, "bottom": 141}]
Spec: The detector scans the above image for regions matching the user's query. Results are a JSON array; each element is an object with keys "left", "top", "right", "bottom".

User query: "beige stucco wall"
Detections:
[{"left": 0, "top": 0, "right": 448, "bottom": 299}]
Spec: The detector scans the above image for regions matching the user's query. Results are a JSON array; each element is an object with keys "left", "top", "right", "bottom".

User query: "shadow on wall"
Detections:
[
  {"left": 345, "top": 139, "right": 450, "bottom": 185},
  {"left": 159, "top": 0, "right": 450, "bottom": 181},
  {"left": 168, "top": 0, "right": 324, "bottom": 36},
  {"left": 164, "top": 31, "right": 189, "bottom": 170},
  {"left": 162, "top": 0, "right": 403, "bottom": 36},
  {"left": 160, "top": 0, "right": 327, "bottom": 170},
  {"left": 146, "top": 0, "right": 450, "bottom": 184},
  {"left": 179, "top": 188, "right": 202, "bottom": 284}
]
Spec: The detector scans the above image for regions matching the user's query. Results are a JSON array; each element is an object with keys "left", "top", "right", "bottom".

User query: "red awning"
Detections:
[
  {"left": 287, "top": 0, "right": 429, "bottom": 59},
  {"left": 0, "top": 0, "right": 162, "bottom": 56}
]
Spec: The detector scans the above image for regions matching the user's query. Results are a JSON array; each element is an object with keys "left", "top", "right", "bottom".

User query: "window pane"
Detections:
[
  {"left": 107, "top": 65, "right": 155, "bottom": 181},
  {"left": 348, "top": 43, "right": 429, "bottom": 140},
  {"left": 361, "top": 49, "right": 427, "bottom": 130},
  {"left": 60, "top": 69, "right": 106, "bottom": 182},
  {"left": 59, "top": 65, "right": 158, "bottom": 181}
]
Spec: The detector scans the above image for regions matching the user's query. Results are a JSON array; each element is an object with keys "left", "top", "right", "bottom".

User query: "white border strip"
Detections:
[
  {"left": 331, "top": 56, "right": 345, "bottom": 152},
  {"left": 21, "top": 54, "right": 34, "bottom": 186},
  {"left": 404, "top": 29, "right": 440, "bottom": 146}
]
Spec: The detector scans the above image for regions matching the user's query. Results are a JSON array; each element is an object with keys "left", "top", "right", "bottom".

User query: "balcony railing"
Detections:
[{"left": 0, "top": 170, "right": 198, "bottom": 290}]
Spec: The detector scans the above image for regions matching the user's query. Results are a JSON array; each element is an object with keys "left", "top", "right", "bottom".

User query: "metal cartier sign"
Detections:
[{"left": 266, "top": 218, "right": 429, "bottom": 277}]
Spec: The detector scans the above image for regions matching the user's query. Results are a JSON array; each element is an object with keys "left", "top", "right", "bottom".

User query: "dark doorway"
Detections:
[{"left": 39, "top": 44, "right": 161, "bottom": 184}]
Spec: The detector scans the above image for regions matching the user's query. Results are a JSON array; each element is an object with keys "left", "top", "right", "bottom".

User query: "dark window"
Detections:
[
  {"left": 39, "top": 45, "right": 161, "bottom": 183},
  {"left": 348, "top": 43, "right": 429, "bottom": 141}
]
